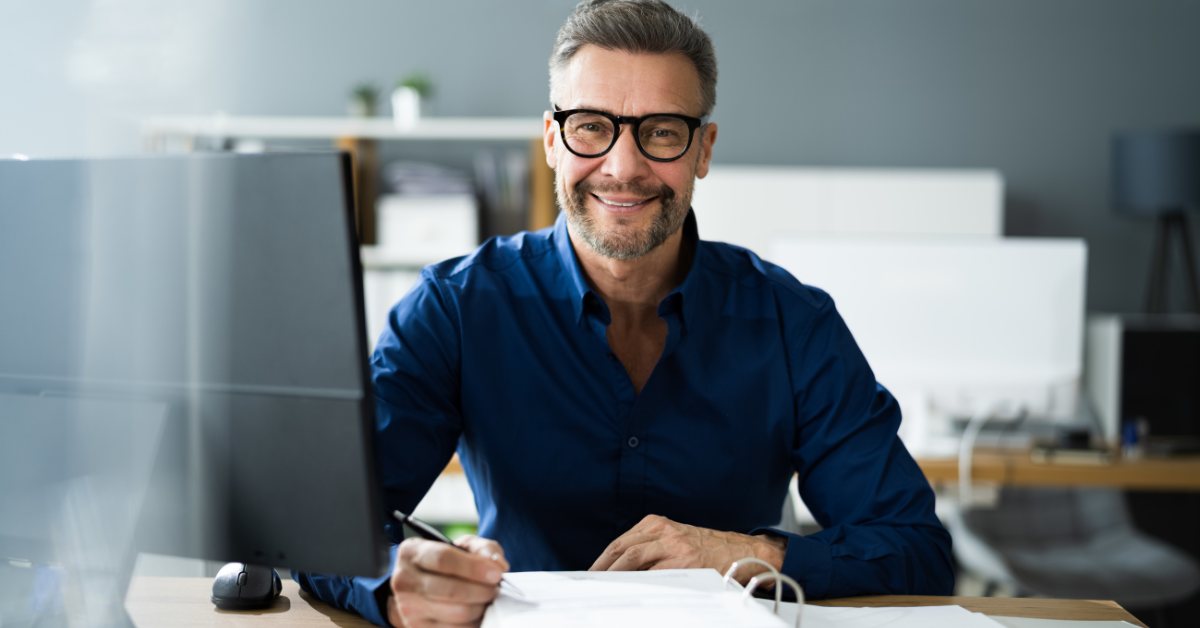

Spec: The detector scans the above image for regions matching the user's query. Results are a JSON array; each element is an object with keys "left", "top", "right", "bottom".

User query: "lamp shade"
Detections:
[{"left": 1111, "top": 129, "right": 1200, "bottom": 214}]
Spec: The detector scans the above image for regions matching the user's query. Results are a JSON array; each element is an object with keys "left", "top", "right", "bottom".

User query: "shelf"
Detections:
[
  {"left": 360, "top": 245, "right": 457, "bottom": 271},
  {"left": 141, "top": 115, "right": 544, "bottom": 141}
]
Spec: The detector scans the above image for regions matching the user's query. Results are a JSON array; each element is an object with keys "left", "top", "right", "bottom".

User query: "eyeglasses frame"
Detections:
[{"left": 552, "top": 106, "right": 707, "bottom": 163}]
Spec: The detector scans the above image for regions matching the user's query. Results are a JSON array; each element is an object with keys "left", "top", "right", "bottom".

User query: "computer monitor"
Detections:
[
  {"left": 0, "top": 153, "right": 390, "bottom": 625},
  {"left": 770, "top": 236, "right": 1088, "bottom": 456}
]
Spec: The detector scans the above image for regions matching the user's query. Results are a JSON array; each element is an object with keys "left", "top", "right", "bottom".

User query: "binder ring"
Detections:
[
  {"left": 723, "top": 557, "right": 780, "bottom": 590},
  {"left": 743, "top": 572, "right": 804, "bottom": 628}
]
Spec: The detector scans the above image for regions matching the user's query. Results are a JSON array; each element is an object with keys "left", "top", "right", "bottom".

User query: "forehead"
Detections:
[{"left": 560, "top": 44, "right": 702, "bottom": 117}]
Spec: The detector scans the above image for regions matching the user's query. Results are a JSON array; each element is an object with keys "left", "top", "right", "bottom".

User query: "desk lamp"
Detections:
[{"left": 1111, "top": 129, "right": 1200, "bottom": 314}]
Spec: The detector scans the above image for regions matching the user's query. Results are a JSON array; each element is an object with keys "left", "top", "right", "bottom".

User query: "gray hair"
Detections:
[{"left": 549, "top": 0, "right": 717, "bottom": 118}]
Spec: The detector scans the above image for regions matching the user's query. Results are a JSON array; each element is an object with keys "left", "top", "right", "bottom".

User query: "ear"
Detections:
[
  {"left": 694, "top": 122, "right": 718, "bottom": 179},
  {"left": 543, "top": 111, "right": 559, "bottom": 170}
]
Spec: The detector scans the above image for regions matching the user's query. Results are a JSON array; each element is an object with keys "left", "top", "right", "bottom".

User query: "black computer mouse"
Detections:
[{"left": 211, "top": 562, "right": 282, "bottom": 610}]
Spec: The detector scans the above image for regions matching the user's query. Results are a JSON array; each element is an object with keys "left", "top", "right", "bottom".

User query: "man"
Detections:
[{"left": 298, "top": 1, "right": 953, "bottom": 626}]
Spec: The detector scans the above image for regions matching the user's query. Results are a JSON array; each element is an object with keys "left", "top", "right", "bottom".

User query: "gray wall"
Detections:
[{"left": 3, "top": 0, "right": 1199, "bottom": 312}]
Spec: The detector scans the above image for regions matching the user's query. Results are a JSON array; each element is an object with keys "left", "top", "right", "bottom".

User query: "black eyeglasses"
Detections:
[{"left": 552, "top": 106, "right": 706, "bottom": 162}]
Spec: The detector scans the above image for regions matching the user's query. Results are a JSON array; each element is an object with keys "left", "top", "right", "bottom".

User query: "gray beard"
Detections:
[{"left": 557, "top": 177, "right": 692, "bottom": 261}]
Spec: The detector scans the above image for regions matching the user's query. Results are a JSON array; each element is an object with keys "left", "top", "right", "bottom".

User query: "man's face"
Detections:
[{"left": 544, "top": 45, "right": 717, "bottom": 260}]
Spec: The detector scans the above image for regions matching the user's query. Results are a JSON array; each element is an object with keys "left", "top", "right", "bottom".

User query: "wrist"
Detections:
[
  {"left": 752, "top": 533, "right": 788, "bottom": 573},
  {"left": 374, "top": 580, "right": 398, "bottom": 628}
]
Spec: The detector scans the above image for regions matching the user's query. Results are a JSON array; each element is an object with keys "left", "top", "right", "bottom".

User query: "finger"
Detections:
[
  {"left": 605, "top": 541, "right": 671, "bottom": 572},
  {"left": 630, "top": 514, "right": 669, "bottom": 533},
  {"left": 392, "top": 591, "right": 489, "bottom": 627},
  {"left": 393, "top": 561, "right": 500, "bottom": 606},
  {"left": 403, "top": 538, "right": 505, "bottom": 587},
  {"left": 589, "top": 533, "right": 658, "bottom": 571},
  {"left": 455, "top": 535, "right": 509, "bottom": 571}
]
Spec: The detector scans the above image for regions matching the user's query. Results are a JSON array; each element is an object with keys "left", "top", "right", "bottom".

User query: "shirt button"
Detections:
[
  {"left": 627, "top": 436, "right": 639, "bottom": 449},
  {"left": 606, "top": 352, "right": 617, "bottom": 361}
]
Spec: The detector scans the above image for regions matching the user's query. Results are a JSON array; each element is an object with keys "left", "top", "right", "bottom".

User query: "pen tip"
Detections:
[{"left": 393, "top": 510, "right": 408, "bottom": 521}]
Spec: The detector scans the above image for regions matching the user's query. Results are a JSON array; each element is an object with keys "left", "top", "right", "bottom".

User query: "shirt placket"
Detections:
[{"left": 586, "top": 292, "right": 685, "bottom": 534}]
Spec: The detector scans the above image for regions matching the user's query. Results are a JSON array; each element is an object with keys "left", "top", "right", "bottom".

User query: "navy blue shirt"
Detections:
[{"left": 296, "top": 210, "right": 953, "bottom": 625}]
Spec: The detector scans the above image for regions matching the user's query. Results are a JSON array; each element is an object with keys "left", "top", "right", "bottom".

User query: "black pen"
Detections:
[{"left": 392, "top": 510, "right": 525, "bottom": 597}]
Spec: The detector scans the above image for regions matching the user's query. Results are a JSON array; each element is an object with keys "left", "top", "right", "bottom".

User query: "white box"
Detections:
[
  {"left": 692, "top": 166, "right": 1003, "bottom": 254},
  {"left": 375, "top": 193, "right": 478, "bottom": 263}
]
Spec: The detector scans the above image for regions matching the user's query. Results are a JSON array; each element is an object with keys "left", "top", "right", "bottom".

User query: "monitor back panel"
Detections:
[{"left": 0, "top": 153, "right": 388, "bottom": 577}]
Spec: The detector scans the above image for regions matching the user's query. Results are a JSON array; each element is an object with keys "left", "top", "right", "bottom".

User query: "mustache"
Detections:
[{"left": 574, "top": 180, "right": 676, "bottom": 202}]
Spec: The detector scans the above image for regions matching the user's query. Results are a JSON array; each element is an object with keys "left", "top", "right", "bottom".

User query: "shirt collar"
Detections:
[{"left": 553, "top": 208, "right": 703, "bottom": 332}]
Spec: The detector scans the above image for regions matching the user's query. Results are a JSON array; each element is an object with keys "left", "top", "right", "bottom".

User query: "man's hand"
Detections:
[
  {"left": 589, "top": 514, "right": 787, "bottom": 585},
  {"left": 386, "top": 535, "right": 507, "bottom": 628}
]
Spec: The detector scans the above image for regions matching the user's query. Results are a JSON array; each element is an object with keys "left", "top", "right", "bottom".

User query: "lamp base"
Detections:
[{"left": 1146, "top": 212, "right": 1200, "bottom": 314}]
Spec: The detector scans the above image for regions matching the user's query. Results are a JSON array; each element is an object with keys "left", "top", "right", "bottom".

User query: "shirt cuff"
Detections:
[
  {"left": 291, "top": 545, "right": 397, "bottom": 627},
  {"left": 749, "top": 527, "right": 833, "bottom": 600}
]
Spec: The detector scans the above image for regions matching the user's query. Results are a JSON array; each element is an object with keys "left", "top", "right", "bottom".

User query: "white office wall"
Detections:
[{"left": 692, "top": 166, "right": 1003, "bottom": 255}]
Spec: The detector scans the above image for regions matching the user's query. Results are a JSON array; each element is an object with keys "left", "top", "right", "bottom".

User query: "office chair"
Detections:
[
  {"left": 954, "top": 487, "right": 1200, "bottom": 617},
  {"left": 945, "top": 407, "right": 1200, "bottom": 625}
]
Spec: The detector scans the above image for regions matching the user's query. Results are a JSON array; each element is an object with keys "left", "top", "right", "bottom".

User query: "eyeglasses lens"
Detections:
[
  {"left": 638, "top": 116, "right": 691, "bottom": 160},
  {"left": 563, "top": 113, "right": 615, "bottom": 156}
]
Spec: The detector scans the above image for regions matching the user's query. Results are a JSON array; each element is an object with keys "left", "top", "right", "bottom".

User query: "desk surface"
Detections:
[
  {"left": 917, "top": 451, "right": 1200, "bottom": 491},
  {"left": 124, "top": 577, "right": 1146, "bottom": 627}
]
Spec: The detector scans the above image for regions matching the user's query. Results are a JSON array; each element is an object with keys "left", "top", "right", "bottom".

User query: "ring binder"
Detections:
[{"left": 723, "top": 558, "right": 804, "bottom": 627}]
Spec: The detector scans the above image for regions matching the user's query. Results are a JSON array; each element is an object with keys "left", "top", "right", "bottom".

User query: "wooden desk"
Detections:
[
  {"left": 124, "top": 577, "right": 1147, "bottom": 627},
  {"left": 917, "top": 451, "right": 1200, "bottom": 491}
]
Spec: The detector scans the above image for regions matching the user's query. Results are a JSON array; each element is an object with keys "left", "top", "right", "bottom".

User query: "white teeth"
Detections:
[{"left": 598, "top": 197, "right": 645, "bottom": 207}]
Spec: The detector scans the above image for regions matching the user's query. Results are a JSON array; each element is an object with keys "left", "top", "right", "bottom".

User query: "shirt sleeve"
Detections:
[
  {"left": 754, "top": 287, "right": 954, "bottom": 599},
  {"left": 294, "top": 271, "right": 466, "bottom": 625}
]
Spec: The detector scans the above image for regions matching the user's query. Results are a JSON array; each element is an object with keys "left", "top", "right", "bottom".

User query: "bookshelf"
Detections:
[{"left": 140, "top": 115, "right": 558, "bottom": 244}]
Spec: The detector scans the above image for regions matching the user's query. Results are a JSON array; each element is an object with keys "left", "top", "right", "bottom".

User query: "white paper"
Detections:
[
  {"left": 483, "top": 570, "right": 1026, "bottom": 628},
  {"left": 784, "top": 604, "right": 1006, "bottom": 628},
  {"left": 985, "top": 616, "right": 1138, "bottom": 628},
  {"left": 481, "top": 570, "right": 786, "bottom": 628}
]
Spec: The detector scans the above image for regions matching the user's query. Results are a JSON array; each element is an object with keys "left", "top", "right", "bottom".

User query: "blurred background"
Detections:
[
  {"left": 3, "top": 1, "right": 1200, "bottom": 626},
  {"left": 4, "top": 0, "right": 1199, "bottom": 312}
]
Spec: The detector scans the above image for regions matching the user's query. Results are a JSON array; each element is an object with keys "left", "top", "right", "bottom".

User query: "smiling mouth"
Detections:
[{"left": 592, "top": 194, "right": 657, "bottom": 209}]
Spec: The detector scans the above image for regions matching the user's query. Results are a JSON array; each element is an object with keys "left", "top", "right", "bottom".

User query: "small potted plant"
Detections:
[
  {"left": 392, "top": 72, "right": 434, "bottom": 130},
  {"left": 347, "top": 82, "right": 379, "bottom": 117}
]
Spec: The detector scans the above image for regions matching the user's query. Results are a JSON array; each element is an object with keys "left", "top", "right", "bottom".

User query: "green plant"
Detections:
[
  {"left": 396, "top": 72, "right": 434, "bottom": 98},
  {"left": 351, "top": 82, "right": 379, "bottom": 104}
]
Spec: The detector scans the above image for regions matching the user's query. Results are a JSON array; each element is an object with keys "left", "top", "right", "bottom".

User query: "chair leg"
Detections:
[{"left": 982, "top": 581, "right": 999, "bottom": 597}]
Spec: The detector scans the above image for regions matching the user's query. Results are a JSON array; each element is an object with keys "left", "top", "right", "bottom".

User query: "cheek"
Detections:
[
  {"left": 652, "top": 167, "right": 693, "bottom": 195},
  {"left": 560, "top": 158, "right": 601, "bottom": 187}
]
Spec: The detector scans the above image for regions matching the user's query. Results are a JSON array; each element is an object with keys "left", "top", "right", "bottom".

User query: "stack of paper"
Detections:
[
  {"left": 482, "top": 570, "right": 785, "bottom": 628},
  {"left": 777, "top": 603, "right": 1004, "bottom": 628},
  {"left": 484, "top": 570, "right": 1138, "bottom": 628}
]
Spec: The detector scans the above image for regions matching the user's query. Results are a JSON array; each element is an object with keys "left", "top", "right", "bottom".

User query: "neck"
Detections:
[{"left": 569, "top": 222, "right": 692, "bottom": 320}]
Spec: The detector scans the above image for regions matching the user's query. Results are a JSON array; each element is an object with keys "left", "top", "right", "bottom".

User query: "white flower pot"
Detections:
[{"left": 392, "top": 87, "right": 421, "bottom": 130}]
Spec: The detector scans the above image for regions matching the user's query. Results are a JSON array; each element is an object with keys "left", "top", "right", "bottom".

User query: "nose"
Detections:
[{"left": 599, "top": 125, "right": 652, "bottom": 184}]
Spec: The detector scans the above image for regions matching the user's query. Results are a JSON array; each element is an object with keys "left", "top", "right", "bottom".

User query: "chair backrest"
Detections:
[{"left": 964, "top": 488, "right": 1133, "bottom": 550}]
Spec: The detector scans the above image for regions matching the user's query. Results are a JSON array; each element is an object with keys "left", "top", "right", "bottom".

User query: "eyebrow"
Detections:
[{"left": 567, "top": 103, "right": 697, "bottom": 118}]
